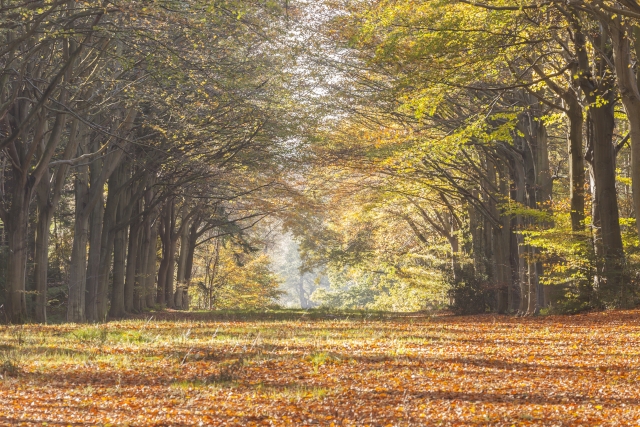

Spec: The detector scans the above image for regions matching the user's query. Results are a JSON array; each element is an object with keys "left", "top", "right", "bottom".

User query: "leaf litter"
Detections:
[{"left": 0, "top": 310, "right": 639, "bottom": 425}]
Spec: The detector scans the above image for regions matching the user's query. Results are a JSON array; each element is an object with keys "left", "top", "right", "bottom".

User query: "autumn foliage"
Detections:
[{"left": 1, "top": 309, "right": 639, "bottom": 425}]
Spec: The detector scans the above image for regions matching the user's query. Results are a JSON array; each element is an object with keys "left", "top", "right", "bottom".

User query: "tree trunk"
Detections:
[
  {"left": 534, "top": 118, "right": 552, "bottom": 309},
  {"left": 511, "top": 152, "right": 527, "bottom": 314},
  {"left": 67, "top": 161, "right": 90, "bottom": 323},
  {"left": 526, "top": 246, "right": 538, "bottom": 315},
  {"left": 34, "top": 181, "right": 52, "bottom": 324},
  {"left": 109, "top": 187, "right": 127, "bottom": 318},
  {"left": 5, "top": 178, "right": 30, "bottom": 323},
  {"left": 298, "top": 276, "right": 307, "bottom": 308},
  {"left": 590, "top": 101, "right": 625, "bottom": 301},
  {"left": 96, "top": 169, "right": 120, "bottom": 321},
  {"left": 176, "top": 225, "right": 189, "bottom": 285},
  {"left": 124, "top": 202, "right": 141, "bottom": 313},
  {"left": 573, "top": 22, "right": 625, "bottom": 305},
  {"left": 174, "top": 285, "right": 183, "bottom": 309},
  {"left": 184, "top": 217, "right": 199, "bottom": 284},
  {"left": 613, "top": 24, "right": 640, "bottom": 250},
  {"left": 33, "top": 118, "right": 81, "bottom": 323},
  {"left": 165, "top": 236, "right": 177, "bottom": 309},
  {"left": 85, "top": 159, "right": 104, "bottom": 323},
  {"left": 157, "top": 204, "right": 171, "bottom": 306},
  {"left": 146, "top": 218, "right": 158, "bottom": 308},
  {"left": 135, "top": 216, "right": 150, "bottom": 312},
  {"left": 499, "top": 161, "right": 511, "bottom": 313},
  {"left": 566, "top": 99, "right": 586, "bottom": 231}
]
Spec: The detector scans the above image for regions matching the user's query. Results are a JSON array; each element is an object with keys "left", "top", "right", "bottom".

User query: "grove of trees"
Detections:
[
  {"left": 0, "top": 0, "right": 309, "bottom": 323},
  {"left": 3, "top": 0, "right": 640, "bottom": 323},
  {"left": 287, "top": 0, "right": 640, "bottom": 315}
]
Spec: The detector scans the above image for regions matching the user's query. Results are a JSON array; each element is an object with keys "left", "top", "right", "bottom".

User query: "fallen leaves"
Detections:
[{"left": 0, "top": 310, "right": 639, "bottom": 425}]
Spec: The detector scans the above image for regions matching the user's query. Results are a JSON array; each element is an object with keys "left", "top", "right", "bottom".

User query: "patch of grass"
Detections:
[
  {"left": 8, "top": 327, "right": 26, "bottom": 346},
  {"left": 306, "top": 351, "right": 342, "bottom": 373},
  {"left": 275, "top": 384, "right": 330, "bottom": 401},
  {"left": 0, "top": 350, "right": 21, "bottom": 377},
  {"left": 108, "top": 329, "right": 153, "bottom": 344},
  {"left": 253, "top": 382, "right": 330, "bottom": 402},
  {"left": 71, "top": 326, "right": 109, "bottom": 344}
]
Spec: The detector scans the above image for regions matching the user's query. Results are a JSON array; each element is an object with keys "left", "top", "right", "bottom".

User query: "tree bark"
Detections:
[
  {"left": 572, "top": 18, "right": 625, "bottom": 304},
  {"left": 85, "top": 146, "right": 104, "bottom": 323},
  {"left": 109, "top": 184, "right": 127, "bottom": 318},
  {"left": 135, "top": 213, "right": 150, "bottom": 312},
  {"left": 109, "top": 194, "right": 126, "bottom": 319},
  {"left": 5, "top": 175, "right": 30, "bottom": 323},
  {"left": 34, "top": 179, "right": 52, "bottom": 324},
  {"left": 610, "top": 24, "right": 640, "bottom": 250},
  {"left": 67, "top": 159, "right": 90, "bottom": 323},
  {"left": 566, "top": 99, "right": 586, "bottom": 231},
  {"left": 534, "top": 117, "right": 551, "bottom": 309},
  {"left": 176, "top": 225, "right": 189, "bottom": 285},
  {"left": 146, "top": 217, "right": 159, "bottom": 308},
  {"left": 124, "top": 201, "right": 141, "bottom": 313},
  {"left": 590, "top": 103, "right": 625, "bottom": 299},
  {"left": 156, "top": 203, "right": 171, "bottom": 306},
  {"left": 96, "top": 167, "right": 121, "bottom": 321}
]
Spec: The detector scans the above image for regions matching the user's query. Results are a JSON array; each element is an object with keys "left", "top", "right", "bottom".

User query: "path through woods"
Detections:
[{"left": 0, "top": 309, "right": 639, "bottom": 425}]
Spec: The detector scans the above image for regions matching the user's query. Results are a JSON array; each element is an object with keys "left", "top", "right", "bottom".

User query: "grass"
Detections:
[{"left": 0, "top": 308, "right": 639, "bottom": 425}]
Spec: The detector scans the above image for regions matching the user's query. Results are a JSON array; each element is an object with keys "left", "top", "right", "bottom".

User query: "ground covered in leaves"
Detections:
[{"left": 1, "top": 309, "right": 639, "bottom": 426}]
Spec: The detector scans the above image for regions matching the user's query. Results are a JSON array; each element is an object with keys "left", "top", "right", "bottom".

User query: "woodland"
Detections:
[{"left": 2, "top": 0, "right": 640, "bottom": 425}]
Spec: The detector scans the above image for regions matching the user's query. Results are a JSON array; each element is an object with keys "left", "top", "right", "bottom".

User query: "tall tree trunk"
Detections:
[
  {"left": 585, "top": 138, "right": 602, "bottom": 296},
  {"left": 468, "top": 190, "right": 483, "bottom": 276},
  {"left": 612, "top": 24, "right": 640, "bottom": 251},
  {"left": 566, "top": 99, "right": 586, "bottom": 232},
  {"left": 174, "top": 222, "right": 190, "bottom": 309},
  {"left": 96, "top": 168, "right": 120, "bottom": 321},
  {"left": 34, "top": 180, "right": 52, "bottom": 324},
  {"left": 33, "top": 118, "right": 81, "bottom": 323},
  {"left": 135, "top": 216, "right": 149, "bottom": 312},
  {"left": 165, "top": 235, "right": 177, "bottom": 309},
  {"left": 157, "top": 203, "right": 171, "bottom": 306},
  {"left": 485, "top": 157, "right": 505, "bottom": 312},
  {"left": 181, "top": 216, "right": 199, "bottom": 311},
  {"left": 146, "top": 218, "right": 158, "bottom": 308},
  {"left": 500, "top": 161, "right": 512, "bottom": 313},
  {"left": 527, "top": 246, "right": 538, "bottom": 315},
  {"left": 85, "top": 152, "right": 104, "bottom": 323},
  {"left": 511, "top": 152, "right": 527, "bottom": 314},
  {"left": 590, "top": 101, "right": 625, "bottom": 301},
  {"left": 184, "top": 217, "right": 199, "bottom": 285},
  {"left": 109, "top": 186, "right": 127, "bottom": 318},
  {"left": 573, "top": 20, "right": 625, "bottom": 305},
  {"left": 534, "top": 118, "right": 552, "bottom": 309},
  {"left": 5, "top": 176, "right": 30, "bottom": 323},
  {"left": 176, "top": 225, "right": 189, "bottom": 285},
  {"left": 67, "top": 160, "right": 90, "bottom": 323},
  {"left": 124, "top": 202, "right": 140, "bottom": 313}
]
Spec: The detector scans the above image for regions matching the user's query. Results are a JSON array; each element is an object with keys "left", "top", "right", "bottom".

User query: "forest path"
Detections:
[{"left": 0, "top": 309, "right": 638, "bottom": 425}]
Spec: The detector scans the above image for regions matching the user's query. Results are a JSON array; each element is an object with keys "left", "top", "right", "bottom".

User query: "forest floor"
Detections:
[{"left": 0, "top": 309, "right": 639, "bottom": 426}]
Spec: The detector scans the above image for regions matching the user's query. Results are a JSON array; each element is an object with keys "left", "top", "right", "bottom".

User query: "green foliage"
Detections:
[{"left": 311, "top": 267, "right": 378, "bottom": 309}]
